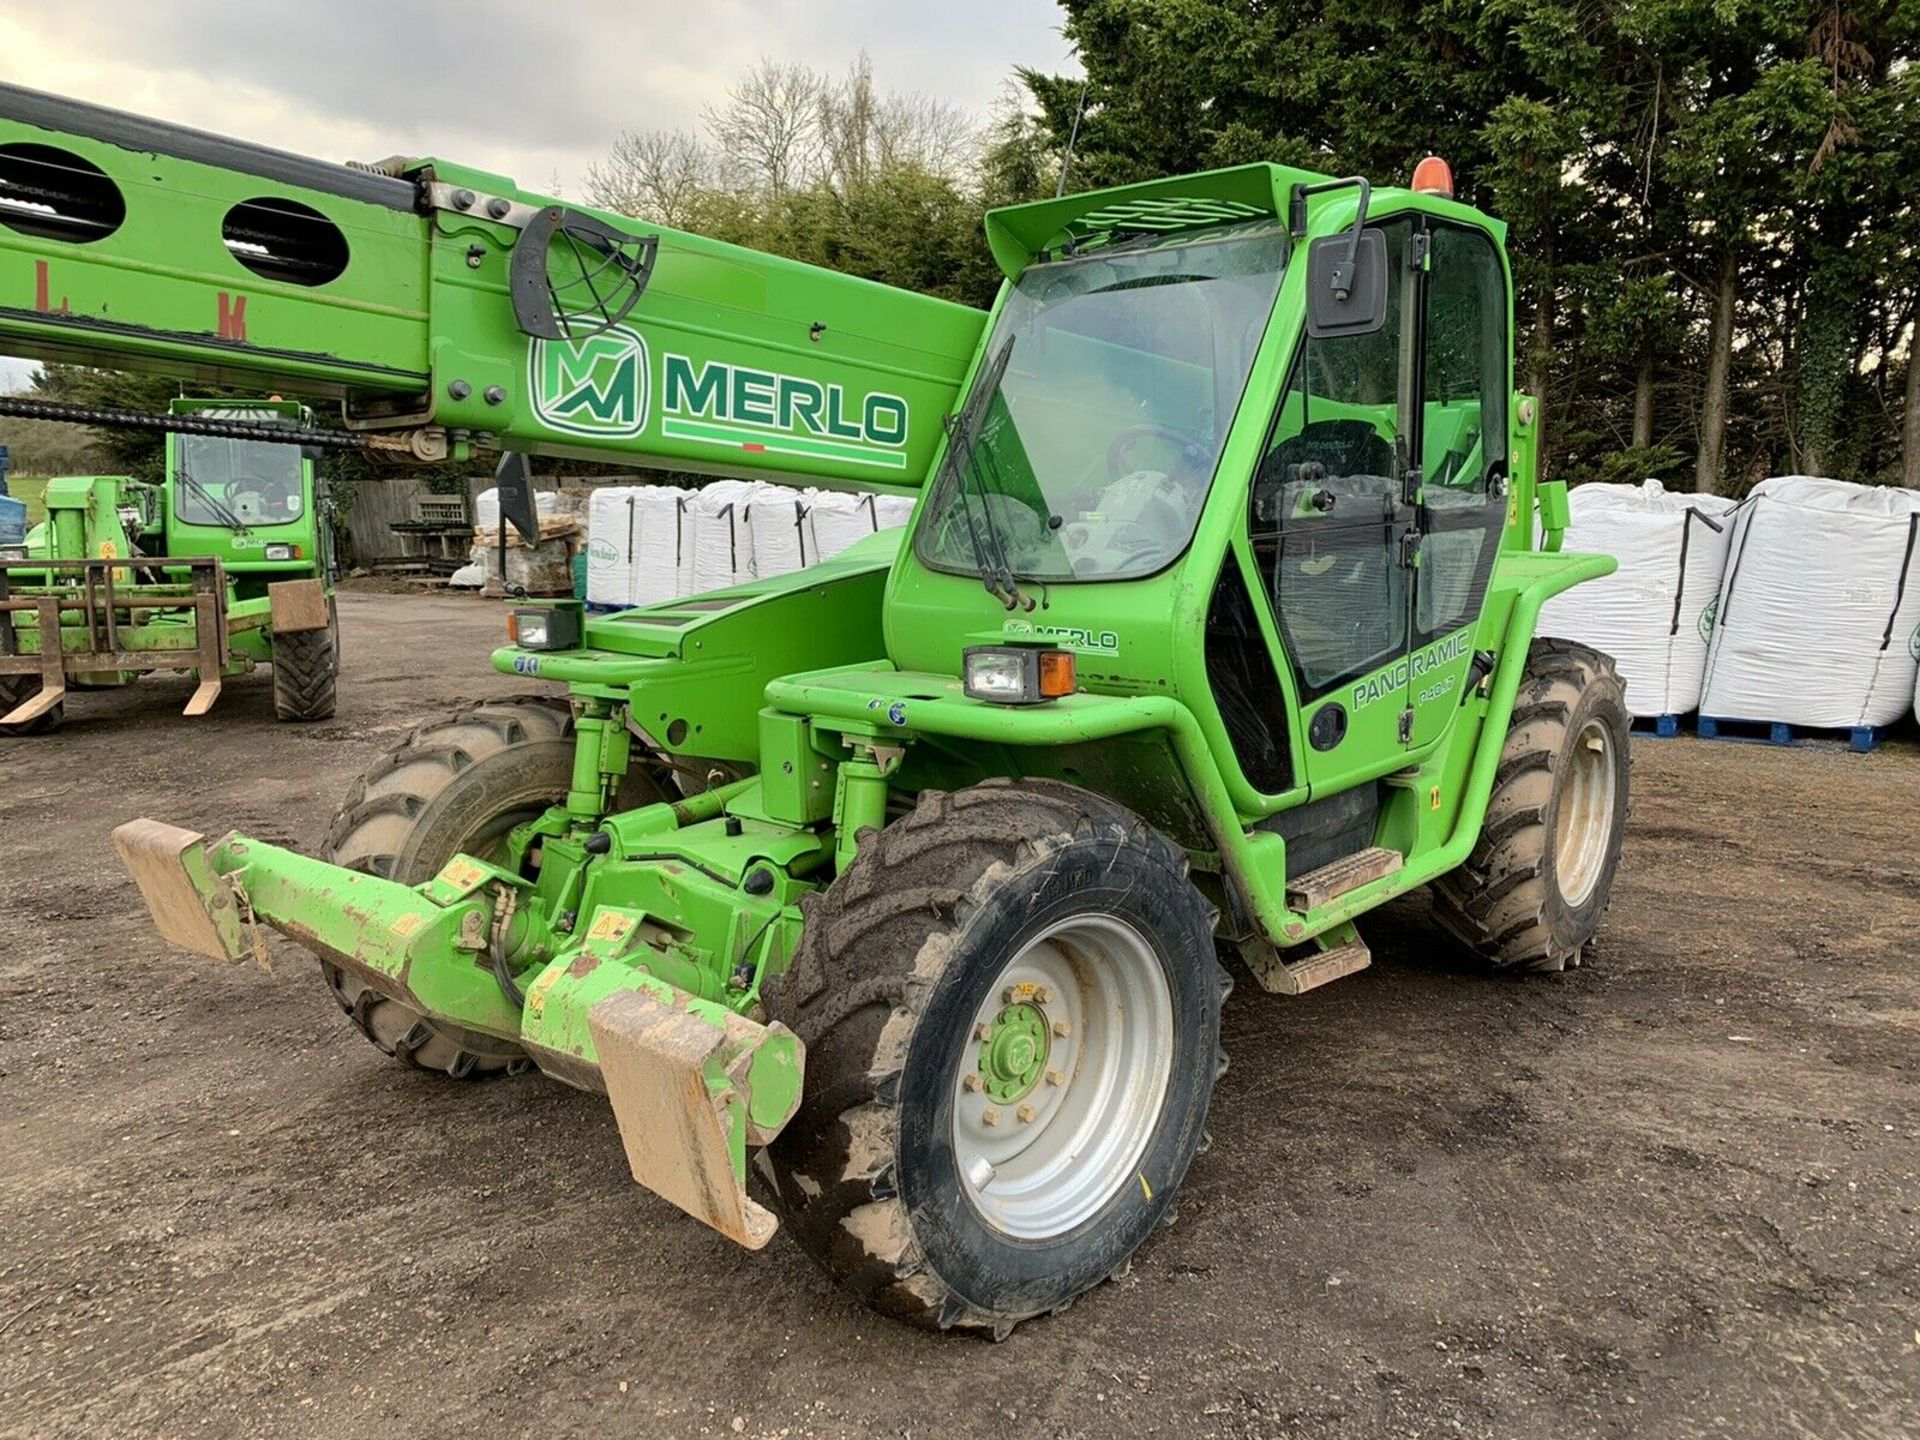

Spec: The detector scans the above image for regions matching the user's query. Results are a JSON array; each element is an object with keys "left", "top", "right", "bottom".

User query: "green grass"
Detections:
[{"left": 5, "top": 475, "right": 48, "bottom": 525}]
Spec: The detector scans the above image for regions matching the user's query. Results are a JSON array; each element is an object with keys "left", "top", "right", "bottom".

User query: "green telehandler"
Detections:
[
  {"left": 0, "top": 395, "right": 338, "bottom": 732},
  {"left": 2, "top": 88, "right": 1625, "bottom": 1335}
]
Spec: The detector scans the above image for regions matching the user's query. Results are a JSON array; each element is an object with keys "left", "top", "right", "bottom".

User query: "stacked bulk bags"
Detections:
[
  {"left": 1699, "top": 476, "right": 1920, "bottom": 730},
  {"left": 576, "top": 480, "right": 919, "bottom": 609},
  {"left": 1537, "top": 480, "right": 1739, "bottom": 717}
]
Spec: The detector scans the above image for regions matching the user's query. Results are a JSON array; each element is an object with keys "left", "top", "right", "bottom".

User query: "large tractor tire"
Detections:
[
  {"left": 318, "top": 696, "right": 666, "bottom": 1078},
  {"left": 762, "top": 779, "right": 1229, "bottom": 1338},
  {"left": 0, "top": 674, "right": 63, "bottom": 737},
  {"left": 1432, "top": 639, "right": 1630, "bottom": 972},
  {"left": 271, "top": 603, "right": 338, "bottom": 723}
]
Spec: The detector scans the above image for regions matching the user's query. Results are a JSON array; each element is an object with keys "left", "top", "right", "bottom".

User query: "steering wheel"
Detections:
[
  {"left": 229, "top": 475, "right": 299, "bottom": 519},
  {"left": 1106, "top": 424, "right": 1209, "bottom": 482}
]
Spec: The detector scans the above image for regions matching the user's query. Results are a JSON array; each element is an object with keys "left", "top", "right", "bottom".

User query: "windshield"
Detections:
[
  {"left": 174, "top": 433, "right": 306, "bottom": 528},
  {"left": 915, "top": 219, "right": 1289, "bottom": 583}
]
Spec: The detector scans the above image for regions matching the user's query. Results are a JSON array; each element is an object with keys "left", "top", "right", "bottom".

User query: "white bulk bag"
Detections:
[
  {"left": 748, "top": 487, "right": 811, "bottom": 579},
  {"left": 807, "top": 490, "right": 882, "bottom": 561},
  {"left": 474, "top": 486, "right": 556, "bottom": 534},
  {"left": 872, "top": 494, "right": 915, "bottom": 532},
  {"left": 1536, "top": 480, "right": 1737, "bottom": 717},
  {"left": 630, "top": 485, "right": 690, "bottom": 606},
  {"left": 585, "top": 486, "right": 638, "bottom": 607},
  {"left": 677, "top": 480, "right": 760, "bottom": 597},
  {"left": 1700, "top": 475, "right": 1920, "bottom": 729}
]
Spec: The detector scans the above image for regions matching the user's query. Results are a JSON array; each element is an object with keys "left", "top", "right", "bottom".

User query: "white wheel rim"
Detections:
[
  {"left": 1554, "top": 718, "right": 1616, "bottom": 908},
  {"left": 950, "top": 913, "right": 1174, "bottom": 1241}
]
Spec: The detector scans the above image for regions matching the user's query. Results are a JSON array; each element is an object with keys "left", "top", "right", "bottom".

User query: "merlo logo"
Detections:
[{"left": 530, "top": 326, "right": 649, "bottom": 439}]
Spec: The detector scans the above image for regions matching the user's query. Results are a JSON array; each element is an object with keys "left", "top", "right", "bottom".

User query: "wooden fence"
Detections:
[{"left": 338, "top": 475, "right": 570, "bottom": 571}]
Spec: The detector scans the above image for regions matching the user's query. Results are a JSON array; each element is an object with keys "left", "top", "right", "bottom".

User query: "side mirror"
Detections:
[{"left": 1306, "top": 228, "right": 1387, "bottom": 338}]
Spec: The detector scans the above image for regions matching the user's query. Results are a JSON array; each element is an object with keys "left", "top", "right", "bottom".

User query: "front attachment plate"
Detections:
[
  {"left": 589, "top": 988, "right": 802, "bottom": 1250},
  {"left": 112, "top": 819, "right": 249, "bottom": 962}
]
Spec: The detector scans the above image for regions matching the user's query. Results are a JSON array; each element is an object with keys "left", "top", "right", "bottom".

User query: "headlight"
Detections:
[
  {"left": 962, "top": 645, "right": 1076, "bottom": 705},
  {"left": 263, "top": 543, "right": 297, "bottom": 561},
  {"left": 508, "top": 605, "right": 582, "bottom": 651}
]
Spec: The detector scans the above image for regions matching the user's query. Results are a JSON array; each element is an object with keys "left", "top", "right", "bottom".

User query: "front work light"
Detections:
[
  {"left": 263, "top": 543, "right": 301, "bottom": 561},
  {"left": 508, "top": 604, "right": 583, "bottom": 652},
  {"left": 962, "top": 646, "right": 1077, "bottom": 705}
]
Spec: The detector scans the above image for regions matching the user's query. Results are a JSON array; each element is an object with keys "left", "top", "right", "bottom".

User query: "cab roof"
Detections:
[{"left": 983, "top": 160, "right": 1505, "bottom": 281}]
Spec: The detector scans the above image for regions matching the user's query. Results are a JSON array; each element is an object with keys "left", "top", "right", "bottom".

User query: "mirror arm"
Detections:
[{"left": 1288, "top": 177, "right": 1372, "bottom": 301}]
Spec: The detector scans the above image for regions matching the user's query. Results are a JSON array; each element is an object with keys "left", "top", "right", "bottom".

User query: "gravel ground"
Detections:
[{"left": 2, "top": 589, "right": 1916, "bottom": 1439}]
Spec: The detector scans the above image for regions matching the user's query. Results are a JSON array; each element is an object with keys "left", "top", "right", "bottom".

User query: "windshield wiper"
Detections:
[
  {"left": 175, "top": 464, "right": 250, "bottom": 534},
  {"left": 937, "top": 338, "right": 1033, "bottom": 612}
]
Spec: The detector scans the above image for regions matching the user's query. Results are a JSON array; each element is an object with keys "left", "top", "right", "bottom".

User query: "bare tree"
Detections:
[
  {"left": 585, "top": 129, "right": 711, "bottom": 226},
  {"left": 585, "top": 53, "right": 988, "bottom": 245},
  {"left": 819, "top": 54, "right": 980, "bottom": 190},
  {"left": 703, "top": 59, "right": 824, "bottom": 196}
]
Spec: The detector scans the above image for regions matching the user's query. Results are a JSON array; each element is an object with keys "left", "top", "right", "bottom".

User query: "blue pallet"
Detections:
[
  {"left": 1630, "top": 713, "right": 1684, "bottom": 739},
  {"left": 1697, "top": 715, "right": 1887, "bottom": 754}
]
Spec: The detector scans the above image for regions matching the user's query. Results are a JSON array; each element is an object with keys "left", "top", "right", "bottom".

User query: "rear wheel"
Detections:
[
  {"left": 1432, "top": 639, "right": 1629, "bottom": 971},
  {"left": 763, "top": 779, "right": 1228, "bottom": 1337},
  {"left": 0, "top": 673, "right": 63, "bottom": 736},
  {"left": 272, "top": 603, "right": 337, "bottom": 722},
  {"left": 319, "top": 696, "right": 666, "bottom": 1077}
]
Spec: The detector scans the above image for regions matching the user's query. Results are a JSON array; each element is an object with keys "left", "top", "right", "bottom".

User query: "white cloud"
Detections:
[
  {"left": 0, "top": 2, "right": 1076, "bottom": 390},
  {"left": 0, "top": 0, "right": 1076, "bottom": 195}
]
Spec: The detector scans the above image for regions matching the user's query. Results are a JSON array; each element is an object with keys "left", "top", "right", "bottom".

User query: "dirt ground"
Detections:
[{"left": 2, "top": 590, "right": 1916, "bottom": 1440}]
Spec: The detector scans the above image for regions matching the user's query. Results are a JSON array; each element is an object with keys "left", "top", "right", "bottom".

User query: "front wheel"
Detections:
[
  {"left": 763, "top": 779, "right": 1228, "bottom": 1337},
  {"left": 1432, "top": 639, "right": 1630, "bottom": 971},
  {"left": 320, "top": 696, "right": 665, "bottom": 1077},
  {"left": 272, "top": 603, "right": 337, "bottom": 722}
]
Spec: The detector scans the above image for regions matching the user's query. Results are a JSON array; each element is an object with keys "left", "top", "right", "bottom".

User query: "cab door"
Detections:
[
  {"left": 1246, "top": 217, "right": 1420, "bottom": 798},
  {"left": 1404, "top": 221, "right": 1511, "bottom": 750}
]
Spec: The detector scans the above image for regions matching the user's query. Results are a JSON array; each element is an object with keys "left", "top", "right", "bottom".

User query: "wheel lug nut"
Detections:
[
  {"left": 1016, "top": 1104, "right": 1036, "bottom": 1124},
  {"left": 1002, "top": 986, "right": 1018, "bottom": 1004},
  {"left": 974, "top": 1023, "right": 991, "bottom": 1041},
  {"left": 962, "top": 1074, "right": 983, "bottom": 1093},
  {"left": 1033, "top": 986, "right": 1052, "bottom": 1004},
  {"left": 1046, "top": 1068, "right": 1064, "bottom": 1086},
  {"left": 1052, "top": 1018, "right": 1071, "bottom": 1037},
  {"left": 982, "top": 1108, "right": 1001, "bottom": 1127}
]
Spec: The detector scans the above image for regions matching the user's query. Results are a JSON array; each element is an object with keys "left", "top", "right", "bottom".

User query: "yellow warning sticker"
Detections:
[
  {"left": 438, "top": 857, "right": 488, "bottom": 891},
  {"left": 392, "top": 912, "right": 424, "bottom": 938},
  {"left": 588, "top": 910, "right": 635, "bottom": 945}
]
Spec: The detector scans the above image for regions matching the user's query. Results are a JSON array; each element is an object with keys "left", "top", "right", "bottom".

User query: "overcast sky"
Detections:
[{"left": 0, "top": 0, "right": 1076, "bottom": 391}]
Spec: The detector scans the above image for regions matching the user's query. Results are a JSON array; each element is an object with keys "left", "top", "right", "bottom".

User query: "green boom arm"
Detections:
[{"left": 0, "top": 84, "right": 986, "bottom": 485}]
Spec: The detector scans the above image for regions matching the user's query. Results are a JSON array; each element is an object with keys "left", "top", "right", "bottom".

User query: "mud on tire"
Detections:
[
  {"left": 319, "top": 695, "right": 664, "bottom": 1078},
  {"left": 271, "top": 607, "right": 337, "bottom": 723},
  {"left": 1432, "top": 638, "right": 1630, "bottom": 972},
  {"left": 762, "top": 778, "right": 1229, "bottom": 1338}
]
